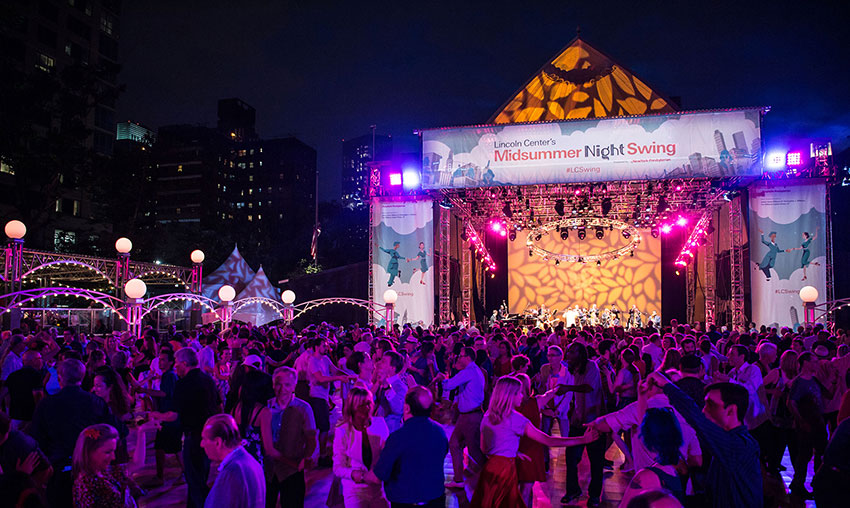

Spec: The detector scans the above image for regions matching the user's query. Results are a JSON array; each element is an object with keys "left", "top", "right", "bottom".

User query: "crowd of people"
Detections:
[{"left": 1, "top": 314, "right": 849, "bottom": 508}]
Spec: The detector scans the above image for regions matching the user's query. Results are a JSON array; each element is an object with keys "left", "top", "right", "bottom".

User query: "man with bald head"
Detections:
[
  {"left": 4, "top": 350, "right": 45, "bottom": 429},
  {"left": 370, "top": 386, "right": 448, "bottom": 508}
]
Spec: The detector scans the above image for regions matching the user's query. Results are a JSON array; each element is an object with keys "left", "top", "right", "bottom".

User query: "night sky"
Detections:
[{"left": 118, "top": 1, "right": 850, "bottom": 201}]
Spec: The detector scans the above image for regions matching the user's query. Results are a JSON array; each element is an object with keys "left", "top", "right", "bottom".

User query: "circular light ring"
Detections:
[{"left": 525, "top": 217, "right": 641, "bottom": 264}]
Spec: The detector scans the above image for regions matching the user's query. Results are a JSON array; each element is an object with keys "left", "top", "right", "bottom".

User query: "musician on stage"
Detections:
[
  {"left": 610, "top": 305, "right": 621, "bottom": 327},
  {"left": 589, "top": 304, "right": 599, "bottom": 327}
]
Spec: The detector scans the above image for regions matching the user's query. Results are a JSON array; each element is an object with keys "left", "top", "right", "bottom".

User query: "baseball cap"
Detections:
[{"left": 243, "top": 354, "right": 263, "bottom": 370}]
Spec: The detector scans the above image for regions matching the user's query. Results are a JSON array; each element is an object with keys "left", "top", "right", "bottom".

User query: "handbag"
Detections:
[{"left": 326, "top": 475, "right": 345, "bottom": 508}]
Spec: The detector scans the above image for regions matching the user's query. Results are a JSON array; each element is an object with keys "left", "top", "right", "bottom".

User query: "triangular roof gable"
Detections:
[
  {"left": 491, "top": 38, "right": 677, "bottom": 124},
  {"left": 202, "top": 245, "right": 256, "bottom": 298},
  {"left": 235, "top": 266, "right": 279, "bottom": 301}
]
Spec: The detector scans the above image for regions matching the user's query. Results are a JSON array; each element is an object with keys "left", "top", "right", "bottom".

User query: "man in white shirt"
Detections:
[{"left": 641, "top": 334, "right": 664, "bottom": 370}]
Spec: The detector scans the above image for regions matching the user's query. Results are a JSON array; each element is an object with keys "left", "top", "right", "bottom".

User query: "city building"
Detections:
[
  {"left": 342, "top": 132, "right": 392, "bottom": 209},
  {"left": 116, "top": 121, "right": 155, "bottom": 145},
  {"left": 0, "top": 0, "right": 122, "bottom": 251}
]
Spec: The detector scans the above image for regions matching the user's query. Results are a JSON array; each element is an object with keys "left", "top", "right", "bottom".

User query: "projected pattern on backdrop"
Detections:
[{"left": 508, "top": 230, "right": 661, "bottom": 315}]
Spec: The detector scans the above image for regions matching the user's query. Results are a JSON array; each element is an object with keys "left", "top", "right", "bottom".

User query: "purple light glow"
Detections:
[
  {"left": 661, "top": 224, "right": 673, "bottom": 234},
  {"left": 388, "top": 173, "right": 402, "bottom": 186},
  {"left": 676, "top": 216, "right": 688, "bottom": 227},
  {"left": 786, "top": 151, "right": 803, "bottom": 166}
]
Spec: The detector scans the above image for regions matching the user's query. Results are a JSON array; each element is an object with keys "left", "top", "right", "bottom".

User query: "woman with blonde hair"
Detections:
[
  {"left": 72, "top": 420, "right": 158, "bottom": 508},
  {"left": 471, "top": 376, "right": 598, "bottom": 508},
  {"left": 332, "top": 384, "right": 389, "bottom": 508}
]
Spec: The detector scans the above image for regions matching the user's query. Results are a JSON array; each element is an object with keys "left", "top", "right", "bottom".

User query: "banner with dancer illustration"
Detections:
[
  {"left": 749, "top": 180, "right": 828, "bottom": 328},
  {"left": 371, "top": 199, "right": 434, "bottom": 327}
]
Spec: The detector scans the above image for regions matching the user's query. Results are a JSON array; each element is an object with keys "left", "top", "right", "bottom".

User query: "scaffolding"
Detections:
[
  {"left": 704, "top": 212, "right": 716, "bottom": 326},
  {"left": 438, "top": 206, "right": 451, "bottom": 325},
  {"left": 729, "top": 195, "right": 747, "bottom": 330}
]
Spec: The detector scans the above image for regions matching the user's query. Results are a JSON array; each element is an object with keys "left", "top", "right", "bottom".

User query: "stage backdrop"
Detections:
[
  {"left": 749, "top": 181, "right": 827, "bottom": 328},
  {"left": 422, "top": 108, "right": 763, "bottom": 189},
  {"left": 507, "top": 230, "right": 661, "bottom": 316},
  {"left": 371, "top": 199, "right": 434, "bottom": 327}
]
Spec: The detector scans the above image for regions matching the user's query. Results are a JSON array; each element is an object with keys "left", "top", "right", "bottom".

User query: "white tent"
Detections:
[
  {"left": 202, "top": 245, "right": 257, "bottom": 300},
  {"left": 232, "top": 266, "right": 283, "bottom": 326}
]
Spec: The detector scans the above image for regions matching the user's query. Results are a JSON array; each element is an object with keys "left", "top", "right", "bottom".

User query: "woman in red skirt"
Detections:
[{"left": 471, "top": 376, "right": 598, "bottom": 508}]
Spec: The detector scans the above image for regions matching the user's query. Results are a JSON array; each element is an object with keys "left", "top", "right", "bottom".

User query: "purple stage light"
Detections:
[
  {"left": 388, "top": 173, "right": 402, "bottom": 186},
  {"left": 499, "top": 230, "right": 506, "bottom": 237},
  {"left": 661, "top": 224, "right": 673, "bottom": 234},
  {"left": 676, "top": 216, "right": 688, "bottom": 227},
  {"left": 786, "top": 152, "right": 803, "bottom": 166}
]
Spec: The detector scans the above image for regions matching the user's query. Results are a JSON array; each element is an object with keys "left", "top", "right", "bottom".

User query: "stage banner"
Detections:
[
  {"left": 748, "top": 181, "right": 827, "bottom": 328},
  {"left": 422, "top": 108, "right": 763, "bottom": 188},
  {"left": 371, "top": 199, "right": 434, "bottom": 327}
]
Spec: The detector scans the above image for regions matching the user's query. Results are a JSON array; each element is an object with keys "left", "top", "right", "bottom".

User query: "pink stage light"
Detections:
[
  {"left": 490, "top": 221, "right": 503, "bottom": 232},
  {"left": 675, "top": 185, "right": 682, "bottom": 191},
  {"left": 676, "top": 216, "right": 688, "bottom": 227},
  {"left": 499, "top": 230, "right": 506, "bottom": 237},
  {"left": 786, "top": 151, "right": 803, "bottom": 166},
  {"left": 388, "top": 173, "right": 402, "bottom": 186},
  {"left": 660, "top": 224, "right": 673, "bottom": 234}
]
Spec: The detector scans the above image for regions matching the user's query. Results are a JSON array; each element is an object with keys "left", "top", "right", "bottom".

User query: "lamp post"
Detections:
[
  {"left": 4, "top": 220, "right": 26, "bottom": 329},
  {"left": 114, "top": 237, "right": 132, "bottom": 298},
  {"left": 281, "top": 289, "right": 295, "bottom": 326},
  {"left": 800, "top": 285, "right": 819, "bottom": 326},
  {"left": 218, "top": 285, "right": 236, "bottom": 329},
  {"left": 383, "top": 289, "right": 398, "bottom": 333},
  {"left": 190, "top": 249, "right": 205, "bottom": 294},
  {"left": 124, "top": 278, "right": 147, "bottom": 339}
]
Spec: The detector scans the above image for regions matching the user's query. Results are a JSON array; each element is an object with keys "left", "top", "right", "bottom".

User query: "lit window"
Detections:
[
  {"left": 249, "top": 175, "right": 253, "bottom": 182},
  {"left": 248, "top": 203, "right": 253, "bottom": 208},
  {"left": 176, "top": 208, "right": 181, "bottom": 214},
  {"left": 72, "top": 200, "right": 80, "bottom": 216},
  {"left": 248, "top": 189, "right": 253, "bottom": 195},
  {"left": 249, "top": 162, "right": 254, "bottom": 168},
  {"left": 259, "top": 161, "right": 262, "bottom": 166},
  {"left": 55, "top": 200, "right": 62, "bottom": 212},
  {"left": 100, "top": 15, "right": 114, "bottom": 35},
  {"left": 247, "top": 215, "right": 253, "bottom": 221},
  {"left": 36, "top": 53, "right": 54, "bottom": 72},
  {"left": 257, "top": 214, "right": 262, "bottom": 220},
  {"left": 177, "top": 164, "right": 183, "bottom": 172},
  {"left": 249, "top": 149, "right": 255, "bottom": 155},
  {"left": 259, "top": 147, "right": 263, "bottom": 153}
]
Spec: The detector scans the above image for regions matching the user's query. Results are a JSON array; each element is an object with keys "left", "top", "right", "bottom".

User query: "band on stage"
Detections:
[{"left": 491, "top": 300, "right": 661, "bottom": 330}]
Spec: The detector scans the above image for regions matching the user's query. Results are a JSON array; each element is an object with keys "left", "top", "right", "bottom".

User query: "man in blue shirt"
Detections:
[
  {"left": 435, "top": 346, "right": 485, "bottom": 488},
  {"left": 377, "top": 351, "right": 408, "bottom": 433},
  {"left": 645, "top": 371, "right": 763, "bottom": 508},
  {"left": 368, "top": 386, "right": 448, "bottom": 508}
]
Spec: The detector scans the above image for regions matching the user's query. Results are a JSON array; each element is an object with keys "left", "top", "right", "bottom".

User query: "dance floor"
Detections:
[{"left": 135, "top": 401, "right": 817, "bottom": 508}]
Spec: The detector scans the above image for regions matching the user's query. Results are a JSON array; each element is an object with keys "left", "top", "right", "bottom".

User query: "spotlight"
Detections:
[
  {"left": 786, "top": 151, "right": 803, "bottom": 167},
  {"left": 765, "top": 151, "right": 786, "bottom": 169},
  {"left": 595, "top": 227, "right": 604, "bottom": 240},
  {"left": 388, "top": 173, "right": 402, "bottom": 186},
  {"left": 622, "top": 230, "right": 631, "bottom": 239},
  {"left": 554, "top": 199, "right": 565, "bottom": 216},
  {"left": 651, "top": 228, "right": 659, "bottom": 238},
  {"left": 661, "top": 224, "right": 673, "bottom": 234},
  {"left": 560, "top": 228, "right": 568, "bottom": 241},
  {"left": 577, "top": 228, "right": 586, "bottom": 241},
  {"left": 601, "top": 197, "right": 613, "bottom": 216},
  {"left": 676, "top": 216, "right": 688, "bottom": 227},
  {"left": 509, "top": 230, "right": 516, "bottom": 242}
]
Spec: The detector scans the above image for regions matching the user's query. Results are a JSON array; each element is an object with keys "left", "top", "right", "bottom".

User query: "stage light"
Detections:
[
  {"left": 554, "top": 199, "right": 565, "bottom": 216},
  {"left": 388, "top": 173, "right": 402, "bottom": 186},
  {"left": 490, "top": 221, "right": 503, "bottom": 232},
  {"left": 560, "top": 228, "right": 569, "bottom": 241},
  {"left": 577, "top": 228, "right": 586, "bottom": 241},
  {"left": 622, "top": 230, "right": 631, "bottom": 239},
  {"left": 508, "top": 230, "right": 516, "bottom": 241},
  {"left": 765, "top": 151, "right": 786, "bottom": 169},
  {"left": 595, "top": 226, "right": 604, "bottom": 240},
  {"left": 651, "top": 227, "right": 660, "bottom": 238},
  {"left": 786, "top": 151, "right": 803, "bottom": 167},
  {"left": 660, "top": 224, "right": 673, "bottom": 234},
  {"left": 402, "top": 169, "right": 420, "bottom": 190},
  {"left": 601, "top": 197, "right": 612, "bottom": 216},
  {"left": 676, "top": 216, "right": 688, "bottom": 227},
  {"left": 499, "top": 230, "right": 506, "bottom": 237}
]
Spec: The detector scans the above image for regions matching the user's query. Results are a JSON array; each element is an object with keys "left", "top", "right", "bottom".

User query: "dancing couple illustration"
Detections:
[
  {"left": 379, "top": 241, "right": 431, "bottom": 286},
  {"left": 754, "top": 227, "right": 819, "bottom": 281}
]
